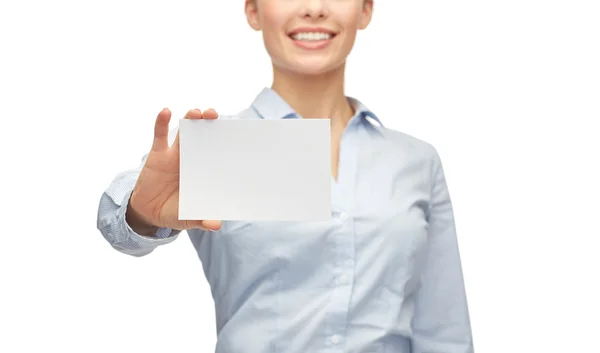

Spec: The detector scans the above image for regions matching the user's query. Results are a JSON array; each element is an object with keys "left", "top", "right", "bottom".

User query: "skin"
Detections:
[
  {"left": 245, "top": 0, "right": 373, "bottom": 180},
  {"left": 127, "top": 0, "right": 373, "bottom": 233}
]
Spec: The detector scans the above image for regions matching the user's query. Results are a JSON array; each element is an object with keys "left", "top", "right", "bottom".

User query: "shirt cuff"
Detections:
[{"left": 119, "top": 190, "right": 181, "bottom": 247}]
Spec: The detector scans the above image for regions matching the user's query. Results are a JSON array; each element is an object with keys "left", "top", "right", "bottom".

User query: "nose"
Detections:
[{"left": 301, "top": 0, "right": 329, "bottom": 19}]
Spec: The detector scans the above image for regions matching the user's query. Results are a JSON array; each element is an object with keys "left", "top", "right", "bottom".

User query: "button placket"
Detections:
[{"left": 330, "top": 335, "right": 341, "bottom": 345}]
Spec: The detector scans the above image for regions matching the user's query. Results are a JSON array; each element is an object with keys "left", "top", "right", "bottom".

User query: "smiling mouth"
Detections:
[{"left": 289, "top": 32, "right": 337, "bottom": 41}]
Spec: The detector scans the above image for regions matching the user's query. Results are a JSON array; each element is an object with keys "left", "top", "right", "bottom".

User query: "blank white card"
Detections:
[{"left": 178, "top": 118, "right": 331, "bottom": 221}]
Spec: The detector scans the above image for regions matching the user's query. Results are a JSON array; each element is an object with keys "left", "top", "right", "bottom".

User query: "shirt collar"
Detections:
[{"left": 250, "top": 87, "right": 384, "bottom": 132}]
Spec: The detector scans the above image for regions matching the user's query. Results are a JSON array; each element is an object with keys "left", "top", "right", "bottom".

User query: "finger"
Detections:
[
  {"left": 199, "top": 220, "right": 222, "bottom": 231},
  {"left": 151, "top": 108, "right": 171, "bottom": 151},
  {"left": 184, "top": 219, "right": 222, "bottom": 232},
  {"left": 172, "top": 108, "right": 204, "bottom": 149},
  {"left": 202, "top": 108, "right": 218, "bottom": 120}
]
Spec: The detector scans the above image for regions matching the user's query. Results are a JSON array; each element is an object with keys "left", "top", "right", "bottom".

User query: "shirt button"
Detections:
[
  {"left": 331, "top": 335, "right": 341, "bottom": 344},
  {"left": 339, "top": 212, "right": 348, "bottom": 221}
]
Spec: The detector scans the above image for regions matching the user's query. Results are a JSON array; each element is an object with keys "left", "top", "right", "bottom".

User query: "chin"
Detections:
[{"left": 277, "top": 58, "right": 345, "bottom": 78}]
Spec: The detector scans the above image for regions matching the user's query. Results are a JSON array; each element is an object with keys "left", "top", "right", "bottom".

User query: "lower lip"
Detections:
[{"left": 290, "top": 36, "right": 335, "bottom": 50}]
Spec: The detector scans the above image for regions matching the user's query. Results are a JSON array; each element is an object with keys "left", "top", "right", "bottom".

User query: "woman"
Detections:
[{"left": 97, "top": 0, "right": 474, "bottom": 352}]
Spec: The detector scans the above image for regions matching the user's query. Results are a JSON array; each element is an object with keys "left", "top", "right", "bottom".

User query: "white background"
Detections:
[{"left": 1, "top": 0, "right": 599, "bottom": 352}]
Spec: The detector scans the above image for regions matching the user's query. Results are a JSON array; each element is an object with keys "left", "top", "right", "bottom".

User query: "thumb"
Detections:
[{"left": 151, "top": 108, "right": 171, "bottom": 152}]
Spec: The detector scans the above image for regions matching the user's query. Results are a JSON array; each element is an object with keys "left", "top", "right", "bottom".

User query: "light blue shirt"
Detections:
[{"left": 97, "top": 88, "right": 474, "bottom": 353}]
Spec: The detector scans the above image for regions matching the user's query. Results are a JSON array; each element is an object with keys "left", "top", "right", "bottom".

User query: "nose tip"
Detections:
[
  {"left": 302, "top": 0, "right": 328, "bottom": 19},
  {"left": 304, "top": 12, "right": 325, "bottom": 19}
]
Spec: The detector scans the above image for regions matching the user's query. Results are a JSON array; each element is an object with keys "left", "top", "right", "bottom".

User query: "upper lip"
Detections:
[{"left": 288, "top": 27, "right": 338, "bottom": 36}]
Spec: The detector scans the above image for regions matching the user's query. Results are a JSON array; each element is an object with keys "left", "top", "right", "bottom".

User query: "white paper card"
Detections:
[{"left": 179, "top": 118, "right": 331, "bottom": 221}]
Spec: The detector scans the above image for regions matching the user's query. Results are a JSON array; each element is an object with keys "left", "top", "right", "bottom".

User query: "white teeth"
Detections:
[{"left": 292, "top": 32, "right": 333, "bottom": 41}]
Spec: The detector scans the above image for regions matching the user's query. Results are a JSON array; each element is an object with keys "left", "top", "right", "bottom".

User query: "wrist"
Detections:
[{"left": 127, "top": 192, "right": 159, "bottom": 236}]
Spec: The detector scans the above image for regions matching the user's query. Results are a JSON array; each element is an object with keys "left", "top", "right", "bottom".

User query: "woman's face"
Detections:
[{"left": 246, "top": 0, "right": 373, "bottom": 76}]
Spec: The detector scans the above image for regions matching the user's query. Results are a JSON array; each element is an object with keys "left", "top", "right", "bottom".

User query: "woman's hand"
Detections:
[{"left": 127, "top": 108, "right": 222, "bottom": 232}]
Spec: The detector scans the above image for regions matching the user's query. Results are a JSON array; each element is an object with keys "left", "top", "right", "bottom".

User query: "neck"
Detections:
[{"left": 271, "top": 63, "right": 355, "bottom": 129}]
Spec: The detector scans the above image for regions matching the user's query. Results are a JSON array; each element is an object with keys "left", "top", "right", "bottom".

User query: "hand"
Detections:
[{"left": 127, "top": 108, "right": 222, "bottom": 232}]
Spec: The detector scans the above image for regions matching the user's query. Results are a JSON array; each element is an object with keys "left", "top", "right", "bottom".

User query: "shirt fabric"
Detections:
[{"left": 97, "top": 87, "right": 474, "bottom": 353}]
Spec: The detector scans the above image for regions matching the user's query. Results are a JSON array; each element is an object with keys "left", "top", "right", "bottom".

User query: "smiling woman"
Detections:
[
  {"left": 246, "top": 0, "right": 371, "bottom": 76},
  {"left": 96, "top": 1, "right": 474, "bottom": 352}
]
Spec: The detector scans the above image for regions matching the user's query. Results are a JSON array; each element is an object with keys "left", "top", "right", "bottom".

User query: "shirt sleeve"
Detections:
[
  {"left": 410, "top": 147, "right": 474, "bottom": 353},
  {"left": 96, "top": 152, "right": 181, "bottom": 257}
]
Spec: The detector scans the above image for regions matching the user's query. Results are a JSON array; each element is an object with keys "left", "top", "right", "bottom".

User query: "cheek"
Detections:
[
  {"left": 260, "top": 3, "right": 289, "bottom": 32},
  {"left": 335, "top": 5, "right": 363, "bottom": 28},
  {"left": 338, "top": 20, "right": 360, "bottom": 48},
  {"left": 260, "top": 10, "right": 287, "bottom": 48}
]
